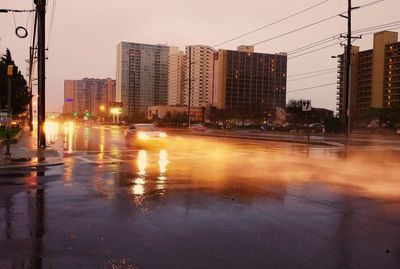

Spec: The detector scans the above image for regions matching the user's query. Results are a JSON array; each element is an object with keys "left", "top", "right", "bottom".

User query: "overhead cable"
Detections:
[
  {"left": 288, "top": 70, "right": 336, "bottom": 82},
  {"left": 213, "top": 0, "right": 331, "bottom": 47},
  {"left": 287, "top": 83, "right": 337, "bottom": 93},
  {"left": 289, "top": 67, "right": 337, "bottom": 78},
  {"left": 252, "top": 0, "right": 385, "bottom": 47}
]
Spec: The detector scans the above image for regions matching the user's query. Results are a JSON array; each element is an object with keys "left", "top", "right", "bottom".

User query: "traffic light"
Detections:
[
  {"left": 73, "top": 112, "right": 78, "bottom": 117},
  {"left": 85, "top": 111, "right": 90, "bottom": 117}
]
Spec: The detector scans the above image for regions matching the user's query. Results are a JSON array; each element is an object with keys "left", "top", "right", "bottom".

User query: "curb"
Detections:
[
  {"left": 168, "top": 130, "right": 342, "bottom": 147},
  {"left": 0, "top": 159, "right": 65, "bottom": 169}
]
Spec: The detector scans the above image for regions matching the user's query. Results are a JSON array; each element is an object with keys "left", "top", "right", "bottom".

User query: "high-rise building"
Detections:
[
  {"left": 116, "top": 42, "right": 169, "bottom": 117},
  {"left": 63, "top": 78, "right": 116, "bottom": 117},
  {"left": 168, "top": 47, "right": 185, "bottom": 106},
  {"left": 336, "top": 31, "right": 400, "bottom": 119},
  {"left": 184, "top": 45, "right": 216, "bottom": 108},
  {"left": 214, "top": 46, "right": 287, "bottom": 113}
]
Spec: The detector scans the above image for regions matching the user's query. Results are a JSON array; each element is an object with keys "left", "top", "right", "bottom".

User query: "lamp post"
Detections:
[{"left": 99, "top": 105, "right": 106, "bottom": 123}]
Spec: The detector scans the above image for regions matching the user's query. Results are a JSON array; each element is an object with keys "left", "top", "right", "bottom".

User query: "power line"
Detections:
[
  {"left": 252, "top": 0, "right": 385, "bottom": 47},
  {"left": 289, "top": 42, "right": 340, "bottom": 59},
  {"left": 351, "top": 20, "right": 400, "bottom": 34},
  {"left": 287, "top": 83, "right": 337, "bottom": 93},
  {"left": 213, "top": 0, "right": 331, "bottom": 47},
  {"left": 289, "top": 67, "right": 337, "bottom": 78},
  {"left": 286, "top": 20, "right": 400, "bottom": 60},
  {"left": 47, "top": 0, "right": 58, "bottom": 49},
  {"left": 205, "top": 0, "right": 298, "bottom": 44},
  {"left": 288, "top": 36, "right": 337, "bottom": 54},
  {"left": 252, "top": 13, "right": 340, "bottom": 47},
  {"left": 288, "top": 70, "right": 336, "bottom": 82}
]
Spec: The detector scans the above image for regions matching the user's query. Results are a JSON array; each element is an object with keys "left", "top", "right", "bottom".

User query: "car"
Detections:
[
  {"left": 124, "top": 123, "right": 167, "bottom": 147},
  {"left": 188, "top": 123, "right": 206, "bottom": 132},
  {"left": 308, "top": 123, "right": 325, "bottom": 133},
  {"left": 260, "top": 123, "right": 274, "bottom": 131}
]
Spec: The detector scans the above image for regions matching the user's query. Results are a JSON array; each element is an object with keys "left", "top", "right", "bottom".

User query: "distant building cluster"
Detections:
[
  {"left": 336, "top": 31, "right": 400, "bottom": 119},
  {"left": 63, "top": 78, "right": 115, "bottom": 117},
  {"left": 63, "top": 42, "right": 288, "bottom": 119}
]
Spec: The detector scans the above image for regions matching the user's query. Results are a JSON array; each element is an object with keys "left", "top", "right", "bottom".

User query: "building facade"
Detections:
[
  {"left": 63, "top": 78, "right": 116, "bottom": 117},
  {"left": 116, "top": 42, "right": 169, "bottom": 118},
  {"left": 184, "top": 45, "right": 216, "bottom": 108},
  {"left": 168, "top": 47, "right": 185, "bottom": 106},
  {"left": 337, "top": 31, "right": 400, "bottom": 120},
  {"left": 214, "top": 46, "right": 287, "bottom": 113}
]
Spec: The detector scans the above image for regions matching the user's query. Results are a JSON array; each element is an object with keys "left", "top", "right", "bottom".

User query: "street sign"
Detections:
[
  {"left": 302, "top": 100, "right": 312, "bottom": 112},
  {"left": 65, "top": 98, "right": 73, "bottom": 102}
]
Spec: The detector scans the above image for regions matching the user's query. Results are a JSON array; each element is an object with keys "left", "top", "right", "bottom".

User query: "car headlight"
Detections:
[
  {"left": 137, "top": 132, "right": 150, "bottom": 140},
  {"left": 159, "top": 132, "right": 167, "bottom": 138}
]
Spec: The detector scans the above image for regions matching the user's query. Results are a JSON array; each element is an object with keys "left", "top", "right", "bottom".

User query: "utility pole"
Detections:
[
  {"left": 28, "top": 10, "right": 38, "bottom": 132},
  {"left": 35, "top": 0, "right": 46, "bottom": 149},
  {"left": 188, "top": 46, "right": 192, "bottom": 127},
  {"left": 340, "top": 0, "right": 360, "bottom": 137},
  {"left": 344, "top": 0, "right": 352, "bottom": 137}
]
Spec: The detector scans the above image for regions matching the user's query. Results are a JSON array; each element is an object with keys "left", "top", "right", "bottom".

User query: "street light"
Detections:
[{"left": 110, "top": 107, "right": 122, "bottom": 124}]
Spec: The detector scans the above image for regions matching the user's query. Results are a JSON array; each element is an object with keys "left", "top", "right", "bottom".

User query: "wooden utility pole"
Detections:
[
  {"left": 344, "top": 0, "right": 352, "bottom": 136},
  {"left": 35, "top": 0, "right": 46, "bottom": 149}
]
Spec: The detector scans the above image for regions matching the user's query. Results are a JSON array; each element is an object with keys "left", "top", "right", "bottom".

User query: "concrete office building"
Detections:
[
  {"left": 214, "top": 46, "right": 287, "bottom": 113},
  {"left": 116, "top": 42, "right": 169, "bottom": 117},
  {"left": 184, "top": 45, "right": 216, "bottom": 108},
  {"left": 168, "top": 47, "right": 185, "bottom": 106},
  {"left": 63, "top": 78, "right": 116, "bottom": 117},
  {"left": 336, "top": 31, "right": 400, "bottom": 119}
]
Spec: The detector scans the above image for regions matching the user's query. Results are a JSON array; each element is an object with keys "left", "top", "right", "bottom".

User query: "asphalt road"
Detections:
[{"left": 1, "top": 124, "right": 400, "bottom": 269}]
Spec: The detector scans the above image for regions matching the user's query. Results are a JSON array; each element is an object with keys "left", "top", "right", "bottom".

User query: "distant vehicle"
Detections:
[
  {"left": 124, "top": 123, "right": 167, "bottom": 147},
  {"left": 188, "top": 123, "right": 206, "bottom": 132},
  {"left": 308, "top": 123, "right": 325, "bottom": 133},
  {"left": 260, "top": 123, "right": 274, "bottom": 131},
  {"left": 0, "top": 113, "right": 9, "bottom": 127}
]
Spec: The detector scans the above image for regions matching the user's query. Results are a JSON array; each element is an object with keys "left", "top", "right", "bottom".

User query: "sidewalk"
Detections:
[{"left": 0, "top": 128, "right": 64, "bottom": 169}]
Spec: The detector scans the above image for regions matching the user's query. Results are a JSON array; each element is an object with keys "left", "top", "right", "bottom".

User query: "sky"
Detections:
[{"left": 0, "top": 0, "right": 399, "bottom": 113}]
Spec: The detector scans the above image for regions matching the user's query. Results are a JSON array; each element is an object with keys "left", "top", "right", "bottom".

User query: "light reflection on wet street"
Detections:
[{"left": 1, "top": 123, "right": 400, "bottom": 269}]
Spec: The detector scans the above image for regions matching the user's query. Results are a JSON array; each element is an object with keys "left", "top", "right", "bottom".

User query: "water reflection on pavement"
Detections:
[{"left": 1, "top": 124, "right": 400, "bottom": 269}]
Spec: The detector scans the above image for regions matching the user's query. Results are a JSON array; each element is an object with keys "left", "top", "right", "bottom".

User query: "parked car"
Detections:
[
  {"left": 124, "top": 123, "right": 167, "bottom": 147},
  {"left": 188, "top": 123, "right": 206, "bottom": 132},
  {"left": 260, "top": 123, "right": 275, "bottom": 131},
  {"left": 308, "top": 123, "right": 325, "bottom": 133}
]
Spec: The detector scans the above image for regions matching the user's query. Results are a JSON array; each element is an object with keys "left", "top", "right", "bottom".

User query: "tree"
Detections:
[
  {"left": 286, "top": 99, "right": 305, "bottom": 125},
  {"left": 367, "top": 106, "right": 400, "bottom": 128},
  {"left": 0, "top": 49, "right": 30, "bottom": 115}
]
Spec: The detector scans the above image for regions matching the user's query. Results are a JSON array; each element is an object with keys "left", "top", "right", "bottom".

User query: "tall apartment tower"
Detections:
[
  {"left": 116, "top": 42, "right": 169, "bottom": 117},
  {"left": 168, "top": 47, "right": 185, "bottom": 106},
  {"left": 336, "top": 31, "right": 400, "bottom": 119},
  {"left": 63, "top": 78, "right": 116, "bottom": 117},
  {"left": 214, "top": 46, "right": 287, "bottom": 112},
  {"left": 184, "top": 45, "right": 216, "bottom": 108}
]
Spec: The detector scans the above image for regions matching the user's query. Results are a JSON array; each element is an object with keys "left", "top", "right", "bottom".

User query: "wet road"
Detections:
[{"left": 1, "top": 123, "right": 400, "bottom": 269}]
